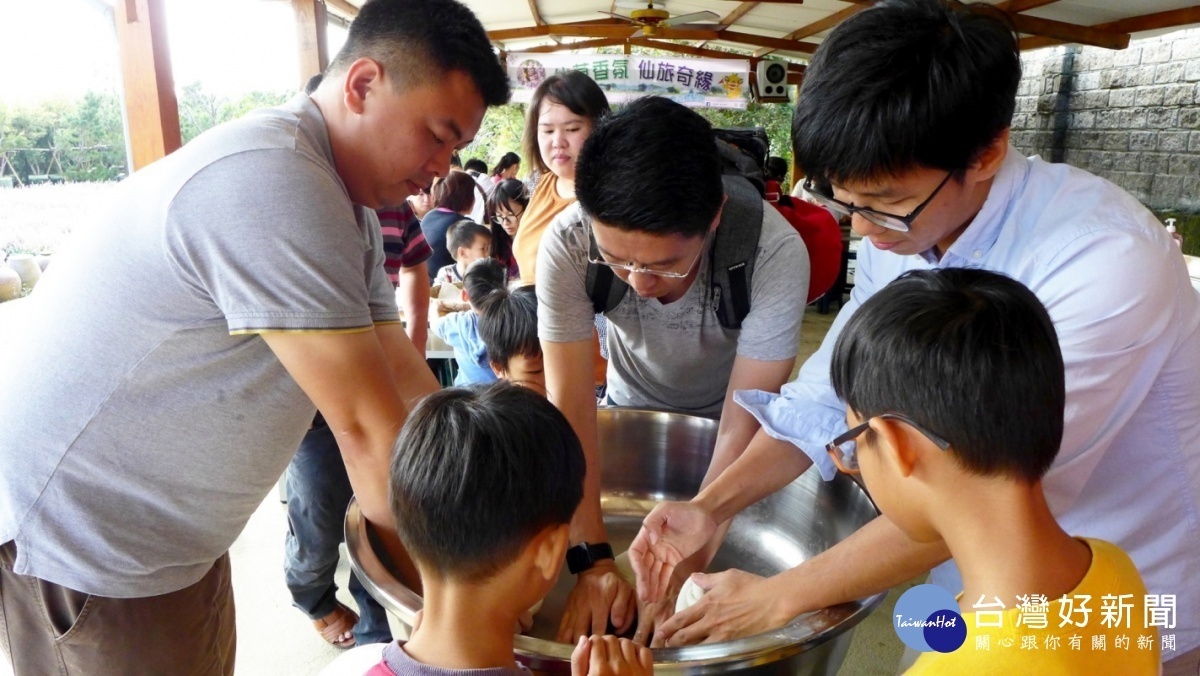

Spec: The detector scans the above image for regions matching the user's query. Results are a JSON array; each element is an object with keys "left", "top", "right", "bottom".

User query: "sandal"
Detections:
[{"left": 314, "top": 602, "right": 359, "bottom": 649}]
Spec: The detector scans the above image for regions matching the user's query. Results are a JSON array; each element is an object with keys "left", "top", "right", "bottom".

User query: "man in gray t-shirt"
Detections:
[
  {"left": 537, "top": 97, "right": 808, "bottom": 644},
  {"left": 0, "top": 1, "right": 510, "bottom": 673}
]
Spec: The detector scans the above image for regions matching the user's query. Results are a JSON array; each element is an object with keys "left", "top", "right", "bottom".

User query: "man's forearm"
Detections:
[
  {"left": 773, "top": 514, "right": 950, "bottom": 618},
  {"left": 696, "top": 428, "right": 814, "bottom": 525}
]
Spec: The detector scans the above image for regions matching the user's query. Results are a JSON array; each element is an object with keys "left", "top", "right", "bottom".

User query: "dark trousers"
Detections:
[
  {"left": 0, "top": 541, "right": 235, "bottom": 676},
  {"left": 284, "top": 422, "right": 392, "bottom": 645}
]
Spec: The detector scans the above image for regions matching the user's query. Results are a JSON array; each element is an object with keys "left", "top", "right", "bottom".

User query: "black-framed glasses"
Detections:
[
  {"left": 803, "top": 172, "right": 954, "bottom": 232},
  {"left": 493, "top": 208, "right": 524, "bottom": 226},
  {"left": 825, "top": 413, "right": 951, "bottom": 475},
  {"left": 583, "top": 220, "right": 711, "bottom": 279}
]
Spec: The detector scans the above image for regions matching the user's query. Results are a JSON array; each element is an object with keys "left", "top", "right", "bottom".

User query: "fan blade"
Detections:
[
  {"left": 661, "top": 10, "right": 720, "bottom": 26},
  {"left": 598, "top": 11, "right": 637, "bottom": 23}
]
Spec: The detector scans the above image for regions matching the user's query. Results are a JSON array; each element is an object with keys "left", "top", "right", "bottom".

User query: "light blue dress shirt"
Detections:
[{"left": 738, "top": 146, "right": 1200, "bottom": 657}]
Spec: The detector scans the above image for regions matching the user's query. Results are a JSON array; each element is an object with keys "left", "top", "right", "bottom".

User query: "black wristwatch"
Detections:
[{"left": 566, "top": 542, "right": 614, "bottom": 575}]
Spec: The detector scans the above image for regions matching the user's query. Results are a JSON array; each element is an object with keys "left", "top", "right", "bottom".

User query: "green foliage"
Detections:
[
  {"left": 459, "top": 103, "right": 527, "bottom": 173},
  {"left": 177, "top": 82, "right": 292, "bottom": 144},
  {"left": 0, "top": 85, "right": 292, "bottom": 185}
]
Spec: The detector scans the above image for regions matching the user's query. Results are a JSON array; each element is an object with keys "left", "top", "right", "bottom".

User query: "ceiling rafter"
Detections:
[
  {"left": 522, "top": 37, "right": 629, "bottom": 53},
  {"left": 753, "top": 3, "right": 868, "bottom": 57},
  {"left": 324, "top": 0, "right": 358, "bottom": 21},
  {"left": 698, "top": 2, "right": 760, "bottom": 49},
  {"left": 1019, "top": 6, "right": 1200, "bottom": 50},
  {"left": 996, "top": 0, "right": 1061, "bottom": 11},
  {"left": 1008, "top": 13, "right": 1129, "bottom": 49}
]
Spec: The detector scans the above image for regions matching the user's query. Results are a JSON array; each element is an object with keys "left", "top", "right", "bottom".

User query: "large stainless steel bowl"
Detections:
[{"left": 347, "top": 407, "right": 883, "bottom": 674}]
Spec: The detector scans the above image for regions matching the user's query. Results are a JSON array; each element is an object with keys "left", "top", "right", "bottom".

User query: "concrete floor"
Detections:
[{"left": 0, "top": 305, "right": 911, "bottom": 676}]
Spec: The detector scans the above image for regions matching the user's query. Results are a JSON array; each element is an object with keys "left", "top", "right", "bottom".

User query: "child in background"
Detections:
[
  {"left": 371, "top": 383, "right": 653, "bottom": 675},
  {"left": 430, "top": 259, "right": 506, "bottom": 386},
  {"left": 435, "top": 220, "right": 493, "bottom": 285},
  {"left": 825, "top": 268, "right": 1157, "bottom": 675},
  {"left": 477, "top": 284, "right": 544, "bottom": 395}
]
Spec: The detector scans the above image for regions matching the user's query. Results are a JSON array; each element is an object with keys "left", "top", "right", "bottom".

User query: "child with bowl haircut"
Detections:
[
  {"left": 430, "top": 258, "right": 508, "bottom": 386},
  {"left": 368, "top": 383, "right": 652, "bottom": 675},
  {"left": 827, "top": 268, "right": 1158, "bottom": 675},
  {"left": 477, "top": 284, "right": 544, "bottom": 395},
  {"left": 435, "top": 220, "right": 493, "bottom": 285}
]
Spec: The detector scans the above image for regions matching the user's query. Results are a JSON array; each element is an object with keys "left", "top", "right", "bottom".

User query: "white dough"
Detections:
[{"left": 674, "top": 577, "right": 706, "bottom": 614}]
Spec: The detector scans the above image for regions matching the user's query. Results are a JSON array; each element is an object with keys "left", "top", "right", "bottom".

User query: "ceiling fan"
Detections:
[{"left": 599, "top": 1, "right": 721, "bottom": 37}]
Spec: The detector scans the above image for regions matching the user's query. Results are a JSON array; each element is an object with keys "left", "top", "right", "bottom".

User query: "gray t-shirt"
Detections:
[
  {"left": 0, "top": 94, "right": 397, "bottom": 597},
  {"left": 537, "top": 201, "right": 808, "bottom": 415}
]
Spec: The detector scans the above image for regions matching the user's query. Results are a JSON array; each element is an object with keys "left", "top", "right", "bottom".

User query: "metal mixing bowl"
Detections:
[{"left": 347, "top": 407, "right": 883, "bottom": 674}]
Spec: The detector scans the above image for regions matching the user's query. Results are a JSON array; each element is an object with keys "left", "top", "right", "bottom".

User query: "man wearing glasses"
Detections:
[
  {"left": 535, "top": 96, "right": 810, "bottom": 644},
  {"left": 629, "top": 0, "right": 1200, "bottom": 671}
]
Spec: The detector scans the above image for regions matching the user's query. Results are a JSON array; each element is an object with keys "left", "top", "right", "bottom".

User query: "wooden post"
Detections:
[
  {"left": 114, "top": 0, "right": 181, "bottom": 171},
  {"left": 293, "top": 0, "right": 329, "bottom": 90}
]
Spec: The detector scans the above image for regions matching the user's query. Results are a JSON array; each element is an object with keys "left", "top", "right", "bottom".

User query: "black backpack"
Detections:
[{"left": 584, "top": 128, "right": 767, "bottom": 330}]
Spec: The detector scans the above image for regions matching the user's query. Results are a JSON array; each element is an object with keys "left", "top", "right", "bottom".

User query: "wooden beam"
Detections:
[
  {"left": 1018, "top": 7, "right": 1200, "bottom": 51},
  {"left": 997, "top": 0, "right": 1060, "bottom": 11},
  {"left": 628, "top": 38, "right": 751, "bottom": 61},
  {"left": 323, "top": 0, "right": 357, "bottom": 20},
  {"left": 719, "top": 30, "right": 819, "bottom": 54},
  {"left": 1098, "top": 6, "right": 1200, "bottom": 34},
  {"left": 114, "top": 0, "right": 180, "bottom": 171},
  {"left": 753, "top": 4, "right": 867, "bottom": 57},
  {"left": 548, "top": 25, "right": 722, "bottom": 40},
  {"left": 523, "top": 38, "right": 629, "bottom": 54},
  {"left": 488, "top": 21, "right": 629, "bottom": 42},
  {"left": 698, "top": 2, "right": 759, "bottom": 48},
  {"left": 1008, "top": 13, "right": 1129, "bottom": 50},
  {"left": 527, "top": 0, "right": 546, "bottom": 26},
  {"left": 292, "top": 0, "right": 329, "bottom": 89}
]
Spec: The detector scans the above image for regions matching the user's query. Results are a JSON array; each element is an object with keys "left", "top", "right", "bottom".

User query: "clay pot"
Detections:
[
  {"left": 0, "top": 265, "right": 21, "bottom": 301},
  {"left": 6, "top": 254, "right": 41, "bottom": 293}
]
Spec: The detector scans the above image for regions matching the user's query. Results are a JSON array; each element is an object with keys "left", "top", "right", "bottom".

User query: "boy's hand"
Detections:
[{"left": 571, "top": 636, "right": 654, "bottom": 676}]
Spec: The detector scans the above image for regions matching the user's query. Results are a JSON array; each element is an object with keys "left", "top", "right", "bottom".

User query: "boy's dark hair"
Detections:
[
  {"left": 576, "top": 97, "right": 722, "bottom": 237},
  {"left": 477, "top": 285, "right": 540, "bottom": 368},
  {"left": 765, "top": 156, "right": 789, "bottom": 183},
  {"left": 326, "top": 0, "right": 510, "bottom": 107},
  {"left": 830, "top": 268, "right": 1064, "bottom": 482},
  {"left": 464, "top": 158, "right": 488, "bottom": 174},
  {"left": 491, "top": 151, "right": 521, "bottom": 177},
  {"left": 446, "top": 220, "right": 492, "bottom": 261},
  {"left": 792, "top": 0, "right": 1019, "bottom": 184},
  {"left": 389, "top": 383, "right": 585, "bottom": 582},
  {"left": 462, "top": 257, "right": 508, "bottom": 306},
  {"left": 522, "top": 71, "right": 610, "bottom": 176},
  {"left": 432, "top": 171, "right": 477, "bottom": 213}
]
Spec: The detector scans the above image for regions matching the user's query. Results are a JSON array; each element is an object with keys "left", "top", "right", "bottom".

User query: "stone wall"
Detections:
[{"left": 1010, "top": 28, "right": 1200, "bottom": 212}]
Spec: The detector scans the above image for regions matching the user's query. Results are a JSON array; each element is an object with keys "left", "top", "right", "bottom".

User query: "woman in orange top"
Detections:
[{"left": 512, "top": 71, "right": 610, "bottom": 285}]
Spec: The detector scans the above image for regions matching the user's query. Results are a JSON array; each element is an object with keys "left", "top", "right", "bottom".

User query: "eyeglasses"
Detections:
[
  {"left": 493, "top": 209, "right": 523, "bottom": 226},
  {"left": 585, "top": 220, "right": 711, "bottom": 279},
  {"left": 825, "top": 413, "right": 951, "bottom": 475},
  {"left": 803, "top": 172, "right": 955, "bottom": 232}
]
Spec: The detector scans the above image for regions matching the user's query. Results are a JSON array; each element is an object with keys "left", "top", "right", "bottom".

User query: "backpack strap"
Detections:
[
  {"left": 710, "top": 174, "right": 763, "bottom": 330},
  {"left": 583, "top": 220, "right": 628, "bottom": 315},
  {"left": 582, "top": 175, "right": 763, "bottom": 329}
]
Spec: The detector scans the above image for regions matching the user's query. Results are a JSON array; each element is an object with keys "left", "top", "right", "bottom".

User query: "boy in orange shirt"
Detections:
[{"left": 826, "top": 268, "right": 1158, "bottom": 674}]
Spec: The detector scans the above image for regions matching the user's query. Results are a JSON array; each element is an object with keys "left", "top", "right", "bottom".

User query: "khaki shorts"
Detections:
[{"left": 0, "top": 541, "right": 235, "bottom": 676}]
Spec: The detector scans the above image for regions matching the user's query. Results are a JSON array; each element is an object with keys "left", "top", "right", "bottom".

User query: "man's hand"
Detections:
[
  {"left": 629, "top": 500, "right": 718, "bottom": 604},
  {"left": 630, "top": 588, "right": 679, "bottom": 646},
  {"left": 653, "top": 570, "right": 792, "bottom": 647},
  {"left": 557, "top": 561, "right": 637, "bottom": 643},
  {"left": 571, "top": 636, "right": 654, "bottom": 676}
]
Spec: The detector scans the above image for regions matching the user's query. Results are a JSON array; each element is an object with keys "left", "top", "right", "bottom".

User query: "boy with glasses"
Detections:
[
  {"left": 536, "top": 96, "right": 810, "bottom": 642},
  {"left": 630, "top": 1, "right": 1200, "bottom": 669},
  {"left": 826, "top": 267, "right": 1157, "bottom": 674}
]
